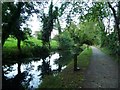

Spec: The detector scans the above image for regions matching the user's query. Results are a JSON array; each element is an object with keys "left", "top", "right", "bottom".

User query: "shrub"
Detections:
[{"left": 59, "top": 31, "right": 74, "bottom": 50}]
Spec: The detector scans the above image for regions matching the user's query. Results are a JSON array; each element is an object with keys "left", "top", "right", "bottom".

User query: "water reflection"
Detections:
[
  {"left": 55, "top": 50, "right": 73, "bottom": 66},
  {"left": 2, "top": 53, "right": 67, "bottom": 89}
]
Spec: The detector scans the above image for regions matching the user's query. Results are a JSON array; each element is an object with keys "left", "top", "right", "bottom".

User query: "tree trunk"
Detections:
[
  {"left": 2, "top": 25, "right": 11, "bottom": 47},
  {"left": 117, "top": 1, "right": 120, "bottom": 44},
  {"left": 74, "top": 54, "right": 77, "bottom": 71},
  {"left": 18, "top": 63, "right": 21, "bottom": 74},
  {"left": 17, "top": 40, "right": 22, "bottom": 75},
  {"left": 2, "top": 3, "right": 23, "bottom": 47},
  {"left": 57, "top": 18, "right": 61, "bottom": 34},
  {"left": 48, "top": 42, "right": 51, "bottom": 51},
  {"left": 17, "top": 39, "right": 21, "bottom": 52},
  {"left": 2, "top": 38, "right": 6, "bottom": 47},
  {"left": 108, "top": 2, "right": 120, "bottom": 44}
]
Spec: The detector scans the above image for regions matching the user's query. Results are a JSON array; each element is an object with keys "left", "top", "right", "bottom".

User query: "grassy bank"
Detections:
[
  {"left": 37, "top": 47, "right": 92, "bottom": 89},
  {"left": 3, "top": 37, "right": 59, "bottom": 64},
  {"left": 97, "top": 46, "right": 120, "bottom": 63},
  {"left": 3, "top": 37, "right": 58, "bottom": 50}
]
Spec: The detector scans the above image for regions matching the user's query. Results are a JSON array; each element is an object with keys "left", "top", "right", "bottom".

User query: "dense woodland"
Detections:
[{"left": 2, "top": 1, "right": 120, "bottom": 90}]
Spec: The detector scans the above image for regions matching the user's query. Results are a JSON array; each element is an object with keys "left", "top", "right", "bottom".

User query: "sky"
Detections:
[{"left": 26, "top": 0, "right": 115, "bottom": 38}]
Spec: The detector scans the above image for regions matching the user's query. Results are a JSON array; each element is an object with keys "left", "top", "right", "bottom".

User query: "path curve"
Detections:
[{"left": 83, "top": 46, "right": 118, "bottom": 88}]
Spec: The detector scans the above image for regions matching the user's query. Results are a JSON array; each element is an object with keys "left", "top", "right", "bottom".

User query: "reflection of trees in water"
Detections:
[
  {"left": 40, "top": 59, "right": 52, "bottom": 78},
  {"left": 2, "top": 63, "right": 34, "bottom": 90},
  {"left": 2, "top": 60, "right": 34, "bottom": 90},
  {"left": 55, "top": 50, "right": 73, "bottom": 66},
  {"left": 40, "top": 47, "right": 52, "bottom": 78},
  {"left": 3, "top": 48, "right": 72, "bottom": 89},
  {"left": 38, "top": 50, "right": 72, "bottom": 75},
  {"left": 18, "top": 62, "right": 21, "bottom": 74},
  {"left": 2, "top": 46, "right": 51, "bottom": 89},
  {"left": 36, "top": 46, "right": 70, "bottom": 78},
  {"left": 2, "top": 67, "right": 27, "bottom": 90}
]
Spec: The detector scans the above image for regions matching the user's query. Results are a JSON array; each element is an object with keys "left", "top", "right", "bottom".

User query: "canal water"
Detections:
[{"left": 3, "top": 53, "right": 67, "bottom": 89}]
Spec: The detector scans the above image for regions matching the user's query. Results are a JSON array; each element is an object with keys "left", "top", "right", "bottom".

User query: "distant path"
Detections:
[{"left": 83, "top": 46, "right": 118, "bottom": 88}]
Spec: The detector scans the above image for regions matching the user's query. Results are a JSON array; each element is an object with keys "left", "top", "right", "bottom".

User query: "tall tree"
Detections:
[
  {"left": 2, "top": 2, "right": 40, "bottom": 75},
  {"left": 2, "top": 2, "right": 23, "bottom": 46},
  {"left": 41, "top": 1, "right": 58, "bottom": 49},
  {"left": 108, "top": 2, "right": 120, "bottom": 44},
  {"left": 2, "top": 2, "right": 39, "bottom": 47}
]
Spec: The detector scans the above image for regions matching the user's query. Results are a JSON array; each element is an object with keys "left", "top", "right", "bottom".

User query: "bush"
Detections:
[{"left": 59, "top": 31, "right": 74, "bottom": 50}]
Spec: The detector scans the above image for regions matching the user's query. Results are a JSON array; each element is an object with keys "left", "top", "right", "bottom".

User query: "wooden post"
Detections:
[{"left": 74, "top": 54, "right": 77, "bottom": 71}]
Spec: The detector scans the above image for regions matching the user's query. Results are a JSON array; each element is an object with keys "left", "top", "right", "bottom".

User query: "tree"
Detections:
[
  {"left": 2, "top": 2, "right": 40, "bottom": 75},
  {"left": 23, "top": 27, "right": 32, "bottom": 37},
  {"left": 2, "top": 2, "right": 39, "bottom": 47},
  {"left": 66, "top": 21, "right": 101, "bottom": 71},
  {"left": 59, "top": 30, "right": 74, "bottom": 50},
  {"left": 41, "top": 1, "right": 58, "bottom": 49},
  {"left": 2, "top": 2, "right": 24, "bottom": 46},
  {"left": 108, "top": 2, "right": 120, "bottom": 44},
  {"left": 14, "top": 30, "right": 26, "bottom": 52}
]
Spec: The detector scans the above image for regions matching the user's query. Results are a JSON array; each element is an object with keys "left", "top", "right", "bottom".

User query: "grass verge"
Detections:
[
  {"left": 37, "top": 47, "right": 92, "bottom": 89},
  {"left": 97, "top": 46, "right": 120, "bottom": 63}
]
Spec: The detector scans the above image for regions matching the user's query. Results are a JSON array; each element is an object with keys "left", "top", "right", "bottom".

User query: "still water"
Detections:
[{"left": 3, "top": 53, "right": 67, "bottom": 89}]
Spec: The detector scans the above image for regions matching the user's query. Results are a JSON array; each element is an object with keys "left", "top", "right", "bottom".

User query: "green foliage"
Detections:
[
  {"left": 41, "top": 2, "right": 58, "bottom": 46},
  {"left": 50, "top": 40, "right": 59, "bottom": 51},
  {"left": 83, "top": 2, "right": 109, "bottom": 21},
  {"left": 2, "top": 2, "right": 39, "bottom": 46},
  {"left": 66, "top": 21, "right": 101, "bottom": 46},
  {"left": 36, "top": 32, "right": 42, "bottom": 40},
  {"left": 78, "top": 21, "right": 101, "bottom": 45},
  {"left": 106, "top": 32, "right": 119, "bottom": 55},
  {"left": 59, "top": 31, "right": 74, "bottom": 50},
  {"left": 23, "top": 28, "right": 32, "bottom": 37},
  {"left": 26, "top": 37, "right": 42, "bottom": 46},
  {"left": 80, "top": 44, "right": 89, "bottom": 51},
  {"left": 4, "top": 37, "right": 17, "bottom": 48}
]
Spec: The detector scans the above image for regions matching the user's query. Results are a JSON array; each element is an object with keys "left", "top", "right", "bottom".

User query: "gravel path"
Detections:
[{"left": 83, "top": 46, "right": 118, "bottom": 88}]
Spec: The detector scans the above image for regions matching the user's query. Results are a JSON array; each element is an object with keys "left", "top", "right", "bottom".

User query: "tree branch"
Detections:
[{"left": 107, "top": 2, "right": 117, "bottom": 21}]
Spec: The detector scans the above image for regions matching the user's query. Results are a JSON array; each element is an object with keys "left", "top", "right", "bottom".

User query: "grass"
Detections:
[
  {"left": 4, "top": 37, "right": 58, "bottom": 49},
  {"left": 37, "top": 47, "right": 92, "bottom": 89},
  {"left": 4, "top": 37, "right": 42, "bottom": 48},
  {"left": 4, "top": 38, "right": 18, "bottom": 48},
  {"left": 3, "top": 37, "right": 39, "bottom": 58},
  {"left": 96, "top": 46, "right": 120, "bottom": 63},
  {"left": 3, "top": 37, "right": 58, "bottom": 50},
  {"left": 99, "top": 47, "right": 112, "bottom": 55}
]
